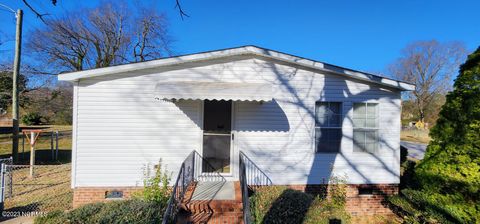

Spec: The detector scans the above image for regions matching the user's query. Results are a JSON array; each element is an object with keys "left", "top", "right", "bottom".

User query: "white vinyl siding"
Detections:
[{"left": 72, "top": 56, "right": 402, "bottom": 187}]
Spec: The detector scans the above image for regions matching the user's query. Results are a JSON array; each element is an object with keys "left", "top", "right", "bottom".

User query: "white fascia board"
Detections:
[
  {"left": 57, "top": 48, "right": 248, "bottom": 81},
  {"left": 57, "top": 46, "right": 415, "bottom": 91},
  {"left": 244, "top": 46, "right": 416, "bottom": 91}
]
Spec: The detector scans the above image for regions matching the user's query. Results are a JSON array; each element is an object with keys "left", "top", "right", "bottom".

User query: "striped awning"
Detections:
[{"left": 154, "top": 81, "right": 273, "bottom": 101}]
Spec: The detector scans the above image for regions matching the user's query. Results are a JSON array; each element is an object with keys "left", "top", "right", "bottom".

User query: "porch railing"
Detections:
[
  {"left": 239, "top": 152, "right": 251, "bottom": 224},
  {"left": 239, "top": 151, "right": 272, "bottom": 189},
  {"left": 162, "top": 150, "right": 225, "bottom": 224},
  {"left": 239, "top": 151, "right": 273, "bottom": 224}
]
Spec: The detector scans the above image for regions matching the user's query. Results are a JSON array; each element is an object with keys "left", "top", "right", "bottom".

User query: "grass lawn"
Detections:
[
  {"left": 400, "top": 129, "right": 431, "bottom": 144},
  {"left": 0, "top": 125, "right": 73, "bottom": 219},
  {"left": 3, "top": 164, "right": 72, "bottom": 213}
]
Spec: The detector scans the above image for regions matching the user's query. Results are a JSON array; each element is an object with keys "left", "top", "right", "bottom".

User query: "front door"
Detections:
[{"left": 202, "top": 100, "right": 232, "bottom": 174}]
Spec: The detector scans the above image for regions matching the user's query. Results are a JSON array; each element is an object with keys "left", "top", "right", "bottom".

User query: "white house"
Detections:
[{"left": 59, "top": 46, "right": 414, "bottom": 218}]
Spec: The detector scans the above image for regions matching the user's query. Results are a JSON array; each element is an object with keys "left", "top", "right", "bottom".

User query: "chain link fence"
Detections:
[{"left": 2, "top": 164, "right": 72, "bottom": 217}]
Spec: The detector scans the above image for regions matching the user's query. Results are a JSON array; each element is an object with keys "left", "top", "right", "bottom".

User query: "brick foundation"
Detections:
[
  {"left": 285, "top": 184, "right": 398, "bottom": 217},
  {"left": 73, "top": 187, "right": 142, "bottom": 208},
  {"left": 345, "top": 184, "right": 398, "bottom": 216},
  {"left": 73, "top": 183, "right": 398, "bottom": 218}
]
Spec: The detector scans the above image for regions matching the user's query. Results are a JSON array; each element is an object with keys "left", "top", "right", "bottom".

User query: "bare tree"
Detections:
[
  {"left": 28, "top": 15, "right": 89, "bottom": 71},
  {"left": 27, "top": 3, "right": 173, "bottom": 72},
  {"left": 132, "top": 9, "right": 173, "bottom": 62},
  {"left": 389, "top": 40, "right": 466, "bottom": 124}
]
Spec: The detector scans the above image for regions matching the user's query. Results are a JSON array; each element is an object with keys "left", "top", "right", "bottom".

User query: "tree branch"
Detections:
[
  {"left": 175, "top": 0, "right": 189, "bottom": 20},
  {"left": 21, "top": 0, "right": 50, "bottom": 23}
]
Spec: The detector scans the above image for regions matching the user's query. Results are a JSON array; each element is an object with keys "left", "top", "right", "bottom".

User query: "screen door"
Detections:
[{"left": 202, "top": 100, "right": 232, "bottom": 173}]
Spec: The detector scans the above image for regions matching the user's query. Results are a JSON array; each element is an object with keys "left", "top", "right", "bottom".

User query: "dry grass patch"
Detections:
[{"left": 3, "top": 164, "right": 72, "bottom": 213}]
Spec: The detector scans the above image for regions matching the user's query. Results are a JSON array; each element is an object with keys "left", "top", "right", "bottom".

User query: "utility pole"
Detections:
[{"left": 12, "top": 9, "right": 23, "bottom": 164}]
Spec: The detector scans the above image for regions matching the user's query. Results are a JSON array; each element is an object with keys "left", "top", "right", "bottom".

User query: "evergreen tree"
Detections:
[
  {"left": 0, "top": 71, "right": 28, "bottom": 114},
  {"left": 415, "top": 47, "right": 480, "bottom": 223}
]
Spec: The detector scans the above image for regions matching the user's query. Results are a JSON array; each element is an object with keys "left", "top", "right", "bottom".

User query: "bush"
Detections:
[
  {"left": 68, "top": 202, "right": 105, "bottom": 223},
  {"left": 52, "top": 110, "right": 72, "bottom": 125},
  {"left": 304, "top": 175, "right": 350, "bottom": 224},
  {"left": 95, "top": 199, "right": 165, "bottom": 223},
  {"left": 34, "top": 199, "right": 165, "bottom": 224},
  {"left": 251, "top": 187, "right": 313, "bottom": 224},
  {"left": 22, "top": 112, "right": 43, "bottom": 125},
  {"left": 36, "top": 160, "right": 172, "bottom": 224},
  {"left": 133, "top": 160, "right": 171, "bottom": 205},
  {"left": 250, "top": 182, "right": 350, "bottom": 224},
  {"left": 304, "top": 197, "right": 351, "bottom": 224},
  {"left": 35, "top": 210, "right": 67, "bottom": 224},
  {"left": 388, "top": 47, "right": 480, "bottom": 223}
]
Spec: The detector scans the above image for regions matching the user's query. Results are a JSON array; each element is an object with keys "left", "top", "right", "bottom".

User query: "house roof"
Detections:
[{"left": 57, "top": 45, "right": 415, "bottom": 91}]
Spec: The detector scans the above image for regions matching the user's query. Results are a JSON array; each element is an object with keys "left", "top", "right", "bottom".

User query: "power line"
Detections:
[{"left": 0, "top": 3, "right": 15, "bottom": 14}]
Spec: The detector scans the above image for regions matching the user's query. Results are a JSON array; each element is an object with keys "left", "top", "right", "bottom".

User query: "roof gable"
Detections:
[{"left": 58, "top": 45, "right": 415, "bottom": 91}]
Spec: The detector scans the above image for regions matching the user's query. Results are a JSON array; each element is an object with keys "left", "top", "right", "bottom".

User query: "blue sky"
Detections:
[{"left": 0, "top": 0, "right": 479, "bottom": 74}]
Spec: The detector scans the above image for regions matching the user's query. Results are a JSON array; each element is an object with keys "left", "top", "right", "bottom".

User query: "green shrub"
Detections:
[
  {"left": 304, "top": 174, "right": 350, "bottom": 224},
  {"left": 250, "top": 186, "right": 313, "bottom": 224},
  {"left": 22, "top": 112, "right": 43, "bottom": 125},
  {"left": 389, "top": 188, "right": 479, "bottom": 224},
  {"left": 34, "top": 199, "right": 165, "bottom": 224},
  {"left": 68, "top": 202, "right": 105, "bottom": 223},
  {"left": 52, "top": 110, "right": 72, "bottom": 125},
  {"left": 327, "top": 174, "right": 348, "bottom": 208},
  {"left": 388, "top": 47, "right": 480, "bottom": 224},
  {"left": 250, "top": 178, "right": 351, "bottom": 224},
  {"left": 304, "top": 197, "right": 351, "bottom": 224},
  {"left": 250, "top": 186, "right": 285, "bottom": 223},
  {"left": 35, "top": 210, "right": 67, "bottom": 224},
  {"left": 96, "top": 199, "right": 164, "bottom": 223},
  {"left": 133, "top": 160, "right": 171, "bottom": 205}
]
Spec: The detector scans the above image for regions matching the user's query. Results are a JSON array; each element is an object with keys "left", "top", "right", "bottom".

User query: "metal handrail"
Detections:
[
  {"left": 239, "top": 151, "right": 273, "bottom": 224},
  {"left": 162, "top": 151, "right": 194, "bottom": 224},
  {"left": 239, "top": 151, "right": 272, "bottom": 189},
  {"left": 239, "top": 152, "right": 251, "bottom": 224},
  {"left": 162, "top": 150, "right": 225, "bottom": 224}
]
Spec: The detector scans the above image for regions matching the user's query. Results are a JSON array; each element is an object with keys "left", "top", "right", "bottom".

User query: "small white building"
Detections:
[{"left": 59, "top": 46, "right": 414, "bottom": 216}]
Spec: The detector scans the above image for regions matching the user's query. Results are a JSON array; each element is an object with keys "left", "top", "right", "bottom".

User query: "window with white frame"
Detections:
[
  {"left": 353, "top": 102, "right": 379, "bottom": 153},
  {"left": 315, "top": 102, "right": 342, "bottom": 153}
]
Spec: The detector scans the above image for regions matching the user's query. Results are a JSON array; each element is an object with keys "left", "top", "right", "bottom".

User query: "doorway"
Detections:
[{"left": 202, "top": 100, "right": 232, "bottom": 174}]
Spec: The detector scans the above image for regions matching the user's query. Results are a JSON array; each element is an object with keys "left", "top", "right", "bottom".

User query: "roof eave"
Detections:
[{"left": 57, "top": 46, "right": 415, "bottom": 91}]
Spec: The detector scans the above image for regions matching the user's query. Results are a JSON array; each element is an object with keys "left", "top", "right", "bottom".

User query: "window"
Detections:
[
  {"left": 315, "top": 102, "right": 342, "bottom": 153},
  {"left": 353, "top": 103, "right": 378, "bottom": 153}
]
